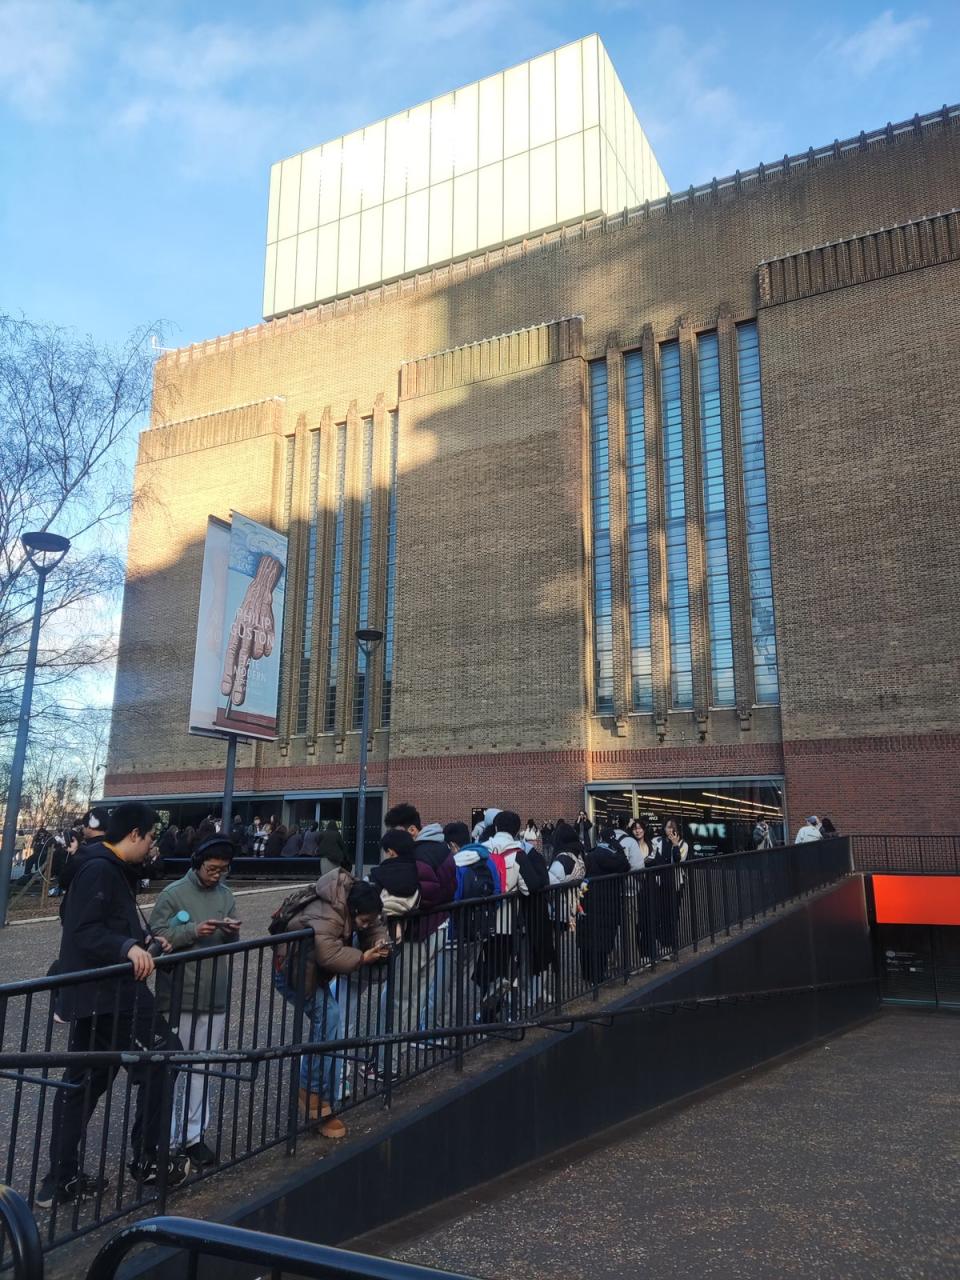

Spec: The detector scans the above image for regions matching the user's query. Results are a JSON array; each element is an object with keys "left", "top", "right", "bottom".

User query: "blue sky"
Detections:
[{"left": 1, "top": 1, "right": 957, "bottom": 349}]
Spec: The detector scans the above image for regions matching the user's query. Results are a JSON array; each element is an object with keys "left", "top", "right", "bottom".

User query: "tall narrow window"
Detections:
[
  {"left": 296, "top": 431, "right": 321, "bottom": 733},
  {"left": 381, "top": 411, "right": 398, "bottom": 727},
  {"left": 277, "top": 435, "right": 296, "bottom": 727},
  {"left": 660, "top": 342, "right": 693, "bottom": 709},
  {"left": 282, "top": 435, "right": 295, "bottom": 522},
  {"left": 623, "top": 352, "right": 652, "bottom": 711},
  {"left": 697, "top": 333, "right": 735, "bottom": 707},
  {"left": 589, "top": 361, "right": 614, "bottom": 714},
  {"left": 352, "top": 418, "right": 374, "bottom": 729},
  {"left": 737, "top": 322, "right": 779, "bottom": 703},
  {"left": 323, "top": 424, "right": 347, "bottom": 732}
]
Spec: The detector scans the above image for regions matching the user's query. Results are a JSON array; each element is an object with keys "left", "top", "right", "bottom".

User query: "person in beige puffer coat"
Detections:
[{"left": 286, "top": 869, "right": 389, "bottom": 1139}]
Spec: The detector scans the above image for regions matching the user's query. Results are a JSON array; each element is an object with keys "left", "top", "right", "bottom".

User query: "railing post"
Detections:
[
  {"left": 720, "top": 858, "right": 731, "bottom": 936},
  {"left": 286, "top": 936, "right": 309, "bottom": 1156},
  {"left": 453, "top": 921, "right": 465, "bottom": 1073}
]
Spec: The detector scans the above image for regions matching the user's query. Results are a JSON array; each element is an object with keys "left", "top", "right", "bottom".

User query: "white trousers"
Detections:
[{"left": 170, "top": 1011, "right": 226, "bottom": 1147}]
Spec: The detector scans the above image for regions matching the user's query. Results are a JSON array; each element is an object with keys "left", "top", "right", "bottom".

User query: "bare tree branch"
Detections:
[{"left": 0, "top": 314, "right": 161, "bottom": 744}]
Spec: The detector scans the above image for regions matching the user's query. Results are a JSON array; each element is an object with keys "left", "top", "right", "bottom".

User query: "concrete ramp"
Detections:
[{"left": 129, "top": 876, "right": 877, "bottom": 1279}]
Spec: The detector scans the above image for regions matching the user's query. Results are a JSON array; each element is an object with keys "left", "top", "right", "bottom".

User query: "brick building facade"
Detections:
[{"left": 105, "top": 74, "right": 960, "bottom": 849}]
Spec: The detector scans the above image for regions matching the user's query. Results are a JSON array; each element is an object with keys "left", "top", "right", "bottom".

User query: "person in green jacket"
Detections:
[{"left": 149, "top": 837, "right": 240, "bottom": 1167}]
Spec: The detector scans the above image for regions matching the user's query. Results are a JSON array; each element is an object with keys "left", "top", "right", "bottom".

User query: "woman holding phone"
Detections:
[{"left": 149, "top": 837, "right": 240, "bottom": 1169}]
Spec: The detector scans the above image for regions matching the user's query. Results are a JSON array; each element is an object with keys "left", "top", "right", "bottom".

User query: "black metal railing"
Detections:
[
  {"left": 851, "top": 834, "right": 960, "bottom": 875},
  {"left": 0, "top": 838, "right": 850, "bottom": 1260},
  {"left": 84, "top": 1215, "right": 477, "bottom": 1280},
  {"left": 0, "top": 1186, "right": 477, "bottom": 1280},
  {"left": 0, "top": 1186, "right": 42, "bottom": 1280}
]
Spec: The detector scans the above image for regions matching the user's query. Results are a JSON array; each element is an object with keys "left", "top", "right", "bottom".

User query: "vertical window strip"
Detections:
[
  {"left": 352, "top": 419, "right": 374, "bottom": 729},
  {"left": 381, "top": 411, "right": 398, "bottom": 727},
  {"left": 736, "top": 323, "right": 779, "bottom": 703},
  {"left": 697, "top": 333, "right": 735, "bottom": 707},
  {"left": 295, "top": 431, "right": 321, "bottom": 734},
  {"left": 282, "top": 435, "right": 295, "bottom": 523},
  {"left": 660, "top": 343, "right": 693, "bottom": 709},
  {"left": 589, "top": 361, "right": 614, "bottom": 714},
  {"left": 277, "top": 436, "right": 296, "bottom": 727},
  {"left": 623, "top": 351, "right": 653, "bottom": 711},
  {"left": 323, "top": 424, "right": 347, "bottom": 732}
]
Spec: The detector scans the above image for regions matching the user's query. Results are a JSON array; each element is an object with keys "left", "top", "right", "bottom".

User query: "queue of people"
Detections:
[{"left": 33, "top": 795, "right": 827, "bottom": 1209}]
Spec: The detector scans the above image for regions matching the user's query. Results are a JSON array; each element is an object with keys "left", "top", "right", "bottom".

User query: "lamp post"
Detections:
[
  {"left": 353, "top": 628, "right": 383, "bottom": 878},
  {"left": 0, "top": 532, "right": 71, "bottom": 926}
]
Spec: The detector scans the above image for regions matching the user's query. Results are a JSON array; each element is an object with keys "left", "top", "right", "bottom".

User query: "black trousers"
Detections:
[{"left": 49, "top": 1006, "right": 181, "bottom": 1180}]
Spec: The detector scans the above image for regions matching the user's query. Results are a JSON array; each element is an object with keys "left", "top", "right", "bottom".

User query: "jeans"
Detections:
[{"left": 300, "top": 986, "right": 342, "bottom": 1104}]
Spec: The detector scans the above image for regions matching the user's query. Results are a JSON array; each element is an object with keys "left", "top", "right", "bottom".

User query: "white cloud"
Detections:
[
  {"left": 0, "top": 0, "right": 101, "bottom": 119},
  {"left": 623, "top": 25, "right": 778, "bottom": 185},
  {"left": 832, "top": 9, "right": 929, "bottom": 77},
  {"left": 0, "top": 0, "right": 550, "bottom": 176}
]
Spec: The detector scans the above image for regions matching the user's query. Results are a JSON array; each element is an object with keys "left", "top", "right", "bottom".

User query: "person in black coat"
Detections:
[
  {"left": 576, "top": 828, "right": 629, "bottom": 985},
  {"left": 516, "top": 843, "right": 554, "bottom": 1002},
  {"left": 647, "top": 823, "right": 683, "bottom": 954},
  {"left": 575, "top": 809, "right": 594, "bottom": 851},
  {"left": 38, "top": 803, "right": 187, "bottom": 1209}
]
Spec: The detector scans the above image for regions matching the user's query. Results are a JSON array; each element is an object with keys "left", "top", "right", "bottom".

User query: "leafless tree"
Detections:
[{"left": 0, "top": 314, "right": 159, "bottom": 743}]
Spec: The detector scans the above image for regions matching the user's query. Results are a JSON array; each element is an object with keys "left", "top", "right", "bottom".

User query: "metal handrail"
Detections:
[
  {"left": 0, "top": 835, "right": 851, "bottom": 1258},
  {"left": 84, "top": 1215, "right": 475, "bottom": 1280},
  {"left": 0, "top": 1185, "right": 43, "bottom": 1280}
]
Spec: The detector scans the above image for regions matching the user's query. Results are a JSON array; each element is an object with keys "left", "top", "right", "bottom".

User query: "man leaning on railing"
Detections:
[{"left": 36, "top": 802, "right": 188, "bottom": 1211}]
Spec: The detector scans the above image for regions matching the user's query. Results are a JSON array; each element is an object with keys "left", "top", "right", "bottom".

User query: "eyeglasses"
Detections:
[{"left": 202, "top": 864, "right": 230, "bottom": 877}]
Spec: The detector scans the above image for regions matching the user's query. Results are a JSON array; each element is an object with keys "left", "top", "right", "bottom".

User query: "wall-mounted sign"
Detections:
[{"left": 189, "top": 513, "right": 288, "bottom": 740}]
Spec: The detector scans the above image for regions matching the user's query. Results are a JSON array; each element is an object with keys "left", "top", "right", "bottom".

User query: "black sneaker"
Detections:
[
  {"left": 184, "top": 1139, "right": 217, "bottom": 1167},
  {"left": 129, "top": 1154, "right": 191, "bottom": 1188},
  {"left": 35, "top": 1170, "right": 110, "bottom": 1209}
]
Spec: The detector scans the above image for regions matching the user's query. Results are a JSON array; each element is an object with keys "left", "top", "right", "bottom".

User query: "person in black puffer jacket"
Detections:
[{"left": 576, "top": 826, "right": 629, "bottom": 985}]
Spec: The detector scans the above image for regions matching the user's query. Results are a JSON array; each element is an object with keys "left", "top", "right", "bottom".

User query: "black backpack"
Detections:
[
  {"left": 456, "top": 858, "right": 497, "bottom": 942},
  {"left": 269, "top": 884, "right": 321, "bottom": 989},
  {"left": 460, "top": 859, "right": 496, "bottom": 903}
]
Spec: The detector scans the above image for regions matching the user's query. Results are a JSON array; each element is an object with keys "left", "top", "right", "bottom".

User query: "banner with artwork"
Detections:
[{"left": 189, "top": 512, "right": 288, "bottom": 740}]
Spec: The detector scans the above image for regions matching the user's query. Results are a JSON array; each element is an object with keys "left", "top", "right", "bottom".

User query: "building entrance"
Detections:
[{"left": 585, "top": 777, "right": 786, "bottom": 856}]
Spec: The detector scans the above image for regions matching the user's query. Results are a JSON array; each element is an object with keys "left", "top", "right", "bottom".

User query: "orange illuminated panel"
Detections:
[{"left": 873, "top": 875, "right": 960, "bottom": 926}]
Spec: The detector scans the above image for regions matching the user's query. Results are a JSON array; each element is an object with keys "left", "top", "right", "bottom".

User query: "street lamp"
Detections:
[
  {"left": 353, "top": 628, "right": 383, "bottom": 878},
  {"left": 0, "top": 532, "right": 71, "bottom": 926}
]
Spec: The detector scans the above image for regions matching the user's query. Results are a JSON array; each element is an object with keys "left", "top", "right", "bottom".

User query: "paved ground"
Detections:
[{"left": 355, "top": 1011, "right": 960, "bottom": 1280}]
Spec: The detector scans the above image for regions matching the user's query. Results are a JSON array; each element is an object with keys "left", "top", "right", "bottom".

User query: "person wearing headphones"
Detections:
[{"left": 149, "top": 837, "right": 240, "bottom": 1169}]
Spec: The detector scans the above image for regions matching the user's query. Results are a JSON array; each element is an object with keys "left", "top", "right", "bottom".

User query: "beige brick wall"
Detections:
[
  {"left": 761, "top": 257, "right": 960, "bottom": 741},
  {"left": 106, "top": 118, "right": 960, "bottom": 816}
]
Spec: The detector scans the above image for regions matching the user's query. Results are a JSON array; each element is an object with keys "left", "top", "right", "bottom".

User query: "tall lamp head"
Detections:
[
  {"left": 22, "top": 531, "right": 71, "bottom": 575},
  {"left": 355, "top": 628, "right": 383, "bottom": 659}
]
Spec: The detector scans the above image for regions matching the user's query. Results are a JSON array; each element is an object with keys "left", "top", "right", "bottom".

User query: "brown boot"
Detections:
[
  {"left": 298, "top": 1087, "right": 321, "bottom": 1122},
  {"left": 320, "top": 1115, "right": 346, "bottom": 1140}
]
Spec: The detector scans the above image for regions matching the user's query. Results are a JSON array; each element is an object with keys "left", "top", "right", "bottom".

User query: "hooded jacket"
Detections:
[
  {"left": 288, "top": 869, "right": 388, "bottom": 996},
  {"left": 483, "top": 831, "right": 524, "bottom": 932},
  {"left": 471, "top": 808, "right": 501, "bottom": 842},
  {"left": 149, "top": 868, "right": 237, "bottom": 1014},
  {"left": 56, "top": 843, "right": 150, "bottom": 1020},
  {"left": 412, "top": 823, "right": 451, "bottom": 870},
  {"left": 370, "top": 828, "right": 456, "bottom": 941}
]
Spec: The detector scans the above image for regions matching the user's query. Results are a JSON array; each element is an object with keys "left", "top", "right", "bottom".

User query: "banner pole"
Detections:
[{"left": 222, "top": 734, "right": 237, "bottom": 833}]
